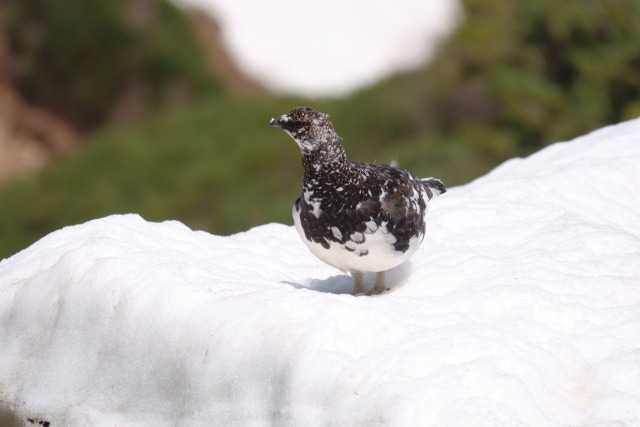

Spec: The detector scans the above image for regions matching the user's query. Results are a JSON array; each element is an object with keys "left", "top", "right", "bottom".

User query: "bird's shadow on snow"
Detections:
[
  {"left": 282, "top": 274, "right": 354, "bottom": 295},
  {"left": 280, "top": 261, "right": 414, "bottom": 296}
]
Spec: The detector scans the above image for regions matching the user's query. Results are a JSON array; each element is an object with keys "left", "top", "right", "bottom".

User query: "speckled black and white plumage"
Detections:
[{"left": 270, "top": 107, "right": 445, "bottom": 295}]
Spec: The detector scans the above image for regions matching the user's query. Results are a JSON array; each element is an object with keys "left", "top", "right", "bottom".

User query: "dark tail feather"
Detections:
[{"left": 421, "top": 178, "right": 446, "bottom": 200}]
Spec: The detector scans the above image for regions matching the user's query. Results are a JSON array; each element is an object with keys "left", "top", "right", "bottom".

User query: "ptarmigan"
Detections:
[{"left": 270, "top": 107, "right": 445, "bottom": 295}]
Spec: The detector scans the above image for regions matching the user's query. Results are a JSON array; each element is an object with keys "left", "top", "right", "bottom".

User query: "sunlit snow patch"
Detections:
[
  {"left": 1, "top": 119, "right": 640, "bottom": 425},
  {"left": 173, "top": 0, "right": 461, "bottom": 97}
]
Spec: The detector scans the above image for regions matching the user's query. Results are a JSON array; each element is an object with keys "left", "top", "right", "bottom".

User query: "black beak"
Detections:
[{"left": 269, "top": 118, "right": 281, "bottom": 127}]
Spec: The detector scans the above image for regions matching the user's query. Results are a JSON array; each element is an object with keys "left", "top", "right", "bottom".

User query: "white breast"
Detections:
[{"left": 292, "top": 204, "right": 424, "bottom": 273}]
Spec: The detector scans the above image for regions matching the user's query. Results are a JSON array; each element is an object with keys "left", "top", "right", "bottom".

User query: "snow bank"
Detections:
[
  {"left": 1, "top": 118, "right": 640, "bottom": 425},
  {"left": 173, "top": 0, "right": 460, "bottom": 97}
]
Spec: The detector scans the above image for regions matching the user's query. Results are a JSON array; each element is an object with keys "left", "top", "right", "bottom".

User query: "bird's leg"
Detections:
[
  {"left": 367, "top": 271, "right": 388, "bottom": 295},
  {"left": 351, "top": 271, "right": 366, "bottom": 295}
]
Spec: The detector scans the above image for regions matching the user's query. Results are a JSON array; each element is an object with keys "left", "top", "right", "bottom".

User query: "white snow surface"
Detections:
[
  {"left": 2, "top": 119, "right": 640, "bottom": 425},
  {"left": 173, "top": 0, "right": 460, "bottom": 97}
]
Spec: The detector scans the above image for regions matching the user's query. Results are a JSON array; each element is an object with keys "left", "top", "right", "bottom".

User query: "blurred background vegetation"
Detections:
[{"left": 1, "top": 0, "right": 639, "bottom": 259}]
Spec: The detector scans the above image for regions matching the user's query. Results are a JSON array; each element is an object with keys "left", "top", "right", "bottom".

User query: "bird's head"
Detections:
[{"left": 269, "top": 107, "right": 336, "bottom": 151}]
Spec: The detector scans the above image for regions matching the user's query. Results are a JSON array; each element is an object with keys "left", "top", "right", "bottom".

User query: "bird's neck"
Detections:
[{"left": 301, "top": 138, "right": 349, "bottom": 187}]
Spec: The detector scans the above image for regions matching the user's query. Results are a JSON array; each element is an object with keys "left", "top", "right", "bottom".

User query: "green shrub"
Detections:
[
  {"left": 3, "top": 0, "right": 217, "bottom": 129},
  {"left": 428, "top": 0, "right": 640, "bottom": 147}
]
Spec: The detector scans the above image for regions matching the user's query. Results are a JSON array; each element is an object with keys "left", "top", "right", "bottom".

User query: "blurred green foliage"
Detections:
[
  {"left": 0, "top": 96, "right": 493, "bottom": 258},
  {"left": 429, "top": 0, "right": 640, "bottom": 148},
  {"left": 1, "top": 0, "right": 639, "bottom": 259},
  {"left": 4, "top": 0, "right": 217, "bottom": 128}
]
